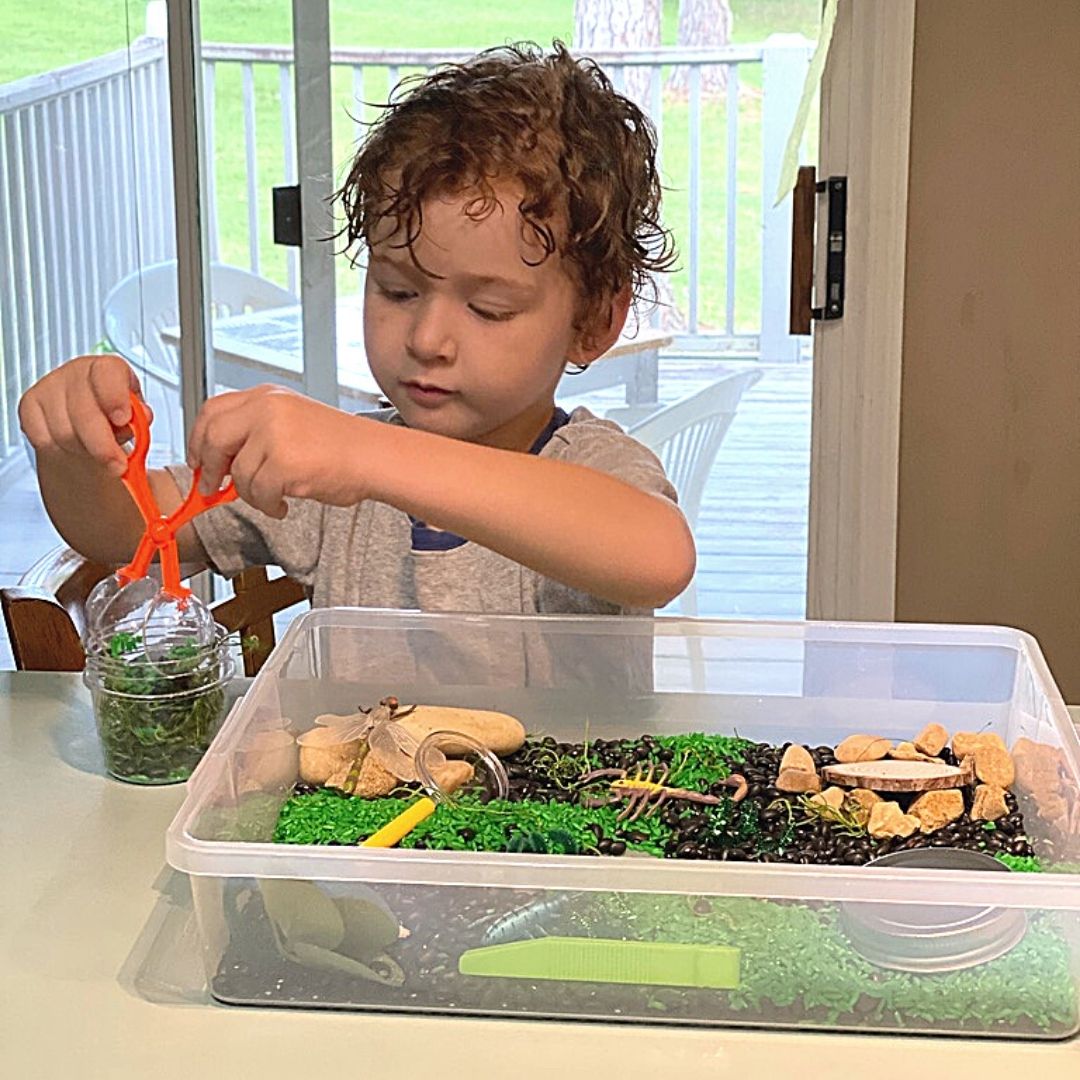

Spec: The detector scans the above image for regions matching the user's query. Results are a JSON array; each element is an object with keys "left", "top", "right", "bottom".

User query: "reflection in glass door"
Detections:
[
  {"left": 0, "top": 0, "right": 180, "bottom": 666},
  {"left": 195, "top": 1, "right": 824, "bottom": 620},
  {"left": 196, "top": 0, "right": 340, "bottom": 412}
]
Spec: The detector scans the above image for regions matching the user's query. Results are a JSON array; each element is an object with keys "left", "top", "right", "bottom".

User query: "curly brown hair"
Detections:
[{"left": 335, "top": 41, "right": 676, "bottom": 336}]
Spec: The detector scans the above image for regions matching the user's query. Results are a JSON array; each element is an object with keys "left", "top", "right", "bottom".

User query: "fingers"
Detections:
[
  {"left": 66, "top": 381, "right": 128, "bottom": 476},
  {"left": 16, "top": 393, "right": 49, "bottom": 450},
  {"left": 18, "top": 354, "right": 145, "bottom": 476},
  {"left": 88, "top": 354, "right": 142, "bottom": 427},
  {"left": 75, "top": 355, "right": 149, "bottom": 474},
  {"left": 187, "top": 391, "right": 263, "bottom": 496},
  {"left": 188, "top": 386, "right": 308, "bottom": 517},
  {"left": 230, "top": 441, "right": 288, "bottom": 519}
]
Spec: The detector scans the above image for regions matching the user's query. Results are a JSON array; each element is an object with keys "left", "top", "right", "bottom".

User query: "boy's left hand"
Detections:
[{"left": 187, "top": 385, "right": 370, "bottom": 518}]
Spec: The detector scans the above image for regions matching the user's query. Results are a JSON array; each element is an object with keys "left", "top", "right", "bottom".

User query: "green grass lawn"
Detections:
[{"left": 1, "top": 0, "right": 821, "bottom": 334}]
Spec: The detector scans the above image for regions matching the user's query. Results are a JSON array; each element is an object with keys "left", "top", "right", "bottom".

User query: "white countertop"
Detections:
[{"left": 2, "top": 671, "right": 1078, "bottom": 1080}]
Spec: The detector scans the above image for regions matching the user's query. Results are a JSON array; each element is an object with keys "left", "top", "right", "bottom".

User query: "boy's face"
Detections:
[{"left": 363, "top": 182, "right": 598, "bottom": 451}]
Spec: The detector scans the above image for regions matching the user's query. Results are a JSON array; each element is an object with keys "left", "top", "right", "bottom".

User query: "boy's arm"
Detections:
[
  {"left": 19, "top": 354, "right": 208, "bottom": 571},
  {"left": 187, "top": 386, "right": 695, "bottom": 609},
  {"left": 35, "top": 449, "right": 208, "bottom": 569},
  {"left": 363, "top": 423, "right": 695, "bottom": 609}
]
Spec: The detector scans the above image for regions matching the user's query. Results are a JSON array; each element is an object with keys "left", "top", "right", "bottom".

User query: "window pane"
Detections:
[{"left": 0, "top": 1, "right": 179, "bottom": 665}]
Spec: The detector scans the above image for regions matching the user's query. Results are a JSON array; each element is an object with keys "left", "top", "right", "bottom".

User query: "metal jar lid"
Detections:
[{"left": 838, "top": 847, "right": 1028, "bottom": 973}]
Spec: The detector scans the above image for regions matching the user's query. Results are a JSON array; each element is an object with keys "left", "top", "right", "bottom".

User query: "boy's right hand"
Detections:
[{"left": 18, "top": 354, "right": 149, "bottom": 478}]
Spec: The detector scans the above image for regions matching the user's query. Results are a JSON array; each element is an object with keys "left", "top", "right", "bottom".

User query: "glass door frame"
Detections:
[
  {"left": 165, "top": 0, "right": 917, "bottom": 623},
  {"left": 170, "top": 0, "right": 338, "bottom": 443},
  {"left": 806, "top": 0, "right": 916, "bottom": 622},
  {"left": 289, "top": 0, "right": 338, "bottom": 406}
]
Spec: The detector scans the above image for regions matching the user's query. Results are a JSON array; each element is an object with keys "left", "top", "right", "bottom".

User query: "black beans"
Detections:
[{"left": 443, "top": 735, "right": 1041, "bottom": 870}]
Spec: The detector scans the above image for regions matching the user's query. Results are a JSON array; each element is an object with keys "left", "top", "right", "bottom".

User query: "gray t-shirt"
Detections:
[{"left": 168, "top": 406, "right": 677, "bottom": 618}]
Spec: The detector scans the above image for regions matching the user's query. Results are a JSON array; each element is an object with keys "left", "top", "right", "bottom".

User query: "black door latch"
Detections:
[
  {"left": 272, "top": 184, "right": 302, "bottom": 247},
  {"left": 811, "top": 175, "right": 846, "bottom": 321}
]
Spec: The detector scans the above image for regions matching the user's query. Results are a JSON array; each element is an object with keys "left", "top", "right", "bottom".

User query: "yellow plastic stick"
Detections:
[{"left": 361, "top": 796, "right": 437, "bottom": 848}]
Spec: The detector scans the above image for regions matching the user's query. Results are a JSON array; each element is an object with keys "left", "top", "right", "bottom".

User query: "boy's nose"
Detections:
[{"left": 406, "top": 299, "right": 456, "bottom": 365}]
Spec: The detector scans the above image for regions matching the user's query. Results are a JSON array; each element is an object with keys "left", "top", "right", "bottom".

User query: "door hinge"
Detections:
[
  {"left": 790, "top": 169, "right": 848, "bottom": 333},
  {"left": 272, "top": 184, "right": 302, "bottom": 247}
]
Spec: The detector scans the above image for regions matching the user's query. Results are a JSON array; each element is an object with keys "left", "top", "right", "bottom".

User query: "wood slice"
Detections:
[{"left": 821, "top": 758, "right": 974, "bottom": 792}]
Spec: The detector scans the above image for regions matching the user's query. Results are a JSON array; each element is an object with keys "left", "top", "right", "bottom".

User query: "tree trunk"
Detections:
[
  {"left": 573, "top": 0, "right": 661, "bottom": 110},
  {"left": 573, "top": 0, "right": 683, "bottom": 331},
  {"left": 667, "top": 0, "right": 733, "bottom": 96}
]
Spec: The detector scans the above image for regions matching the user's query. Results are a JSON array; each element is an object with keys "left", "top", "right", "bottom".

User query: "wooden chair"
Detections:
[{"left": 1, "top": 545, "right": 307, "bottom": 676}]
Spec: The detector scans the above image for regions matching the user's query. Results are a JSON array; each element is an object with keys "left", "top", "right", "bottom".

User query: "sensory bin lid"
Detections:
[{"left": 166, "top": 609, "right": 1080, "bottom": 909}]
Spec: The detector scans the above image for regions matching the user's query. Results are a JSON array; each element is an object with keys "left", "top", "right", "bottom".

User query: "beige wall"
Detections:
[{"left": 897, "top": 1, "right": 1080, "bottom": 700}]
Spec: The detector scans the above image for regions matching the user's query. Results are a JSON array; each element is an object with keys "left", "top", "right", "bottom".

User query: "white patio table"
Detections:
[
  {"left": 2, "top": 670, "right": 1078, "bottom": 1079},
  {"left": 162, "top": 298, "right": 672, "bottom": 419}
]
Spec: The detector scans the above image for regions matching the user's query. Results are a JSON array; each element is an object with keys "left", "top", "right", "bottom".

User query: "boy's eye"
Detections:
[
  {"left": 470, "top": 304, "right": 518, "bottom": 323},
  {"left": 375, "top": 283, "right": 415, "bottom": 302}
]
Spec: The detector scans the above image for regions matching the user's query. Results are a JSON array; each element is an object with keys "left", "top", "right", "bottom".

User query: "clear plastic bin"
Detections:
[{"left": 166, "top": 610, "right": 1080, "bottom": 1038}]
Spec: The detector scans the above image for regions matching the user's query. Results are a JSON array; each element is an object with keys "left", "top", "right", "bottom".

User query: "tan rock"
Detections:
[
  {"left": 429, "top": 759, "right": 475, "bottom": 795},
  {"left": 1013, "top": 737, "right": 1060, "bottom": 769},
  {"left": 952, "top": 731, "right": 1008, "bottom": 759},
  {"left": 908, "top": 789, "right": 965, "bottom": 833},
  {"left": 1037, "top": 793, "right": 1069, "bottom": 822},
  {"left": 355, "top": 755, "right": 401, "bottom": 797},
  {"left": 1013, "top": 739, "right": 1062, "bottom": 793},
  {"left": 399, "top": 706, "right": 526, "bottom": 756},
  {"left": 971, "top": 784, "right": 1009, "bottom": 822},
  {"left": 776, "top": 767, "right": 821, "bottom": 794},
  {"left": 868, "top": 800, "right": 920, "bottom": 839},
  {"left": 780, "top": 744, "right": 816, "bottom": 775},
  {"left": 1011, "top": 737, "right": 1039, "bottom": 764},
  {"left": 298, "top": 726, "right": 363, "bottom": 786},
  {"left": 324, "top": 752, "right": 400, "bottom": 797},
  {"left": 835, "top": 735, "right": 892, "bottom": 764},
  {"left": 973, "top": 744, "right": 1015, "bottom": 789},
  {"left": 889, "top": 741, "right": 940, "bottom": 763},
  {"left": 845, "top": 788, "right": 882, "bottom": 826},
  {"left": 238, "top": 729, "right": 299, "bottom": 792},
  {"left": 951, "top": 732, "right": 980, "bottom": 759},
  {"left": 809, "top": 786, "right": 846, "bottom": 810},
  {"left": 914, "top": 722, "right": 949, "bottom": 757}
]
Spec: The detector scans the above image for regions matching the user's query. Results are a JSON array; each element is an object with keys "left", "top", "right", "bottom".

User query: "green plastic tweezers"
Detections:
[{"left": 458, "top": 936, "right": 740, "bottom": 989}]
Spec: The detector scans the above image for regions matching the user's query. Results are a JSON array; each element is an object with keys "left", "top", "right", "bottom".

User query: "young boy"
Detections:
[{"left": 19, "top": 42, "right": 695, "bottom": 618}]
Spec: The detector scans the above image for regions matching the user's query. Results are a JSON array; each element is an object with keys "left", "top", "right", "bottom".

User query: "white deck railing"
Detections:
[
  {"left": 0, "top": 38, "right": 174, "bottom": 468},
  {"left": 200, "top": 38, "right": 811, "bottom": 355},
  {"left": 0, "top": 34, "right": 811, "bottom": 476}
]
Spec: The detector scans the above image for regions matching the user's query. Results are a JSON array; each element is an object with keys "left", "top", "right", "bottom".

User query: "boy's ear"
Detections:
[{"left": 568, "top": 284, "right": 633, "bottom": 367}]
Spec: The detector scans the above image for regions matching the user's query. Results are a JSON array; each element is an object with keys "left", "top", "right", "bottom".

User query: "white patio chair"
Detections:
[
  {"left": 628, "top": 368, "right": 762, "bottom": 616},
  {"left": 102, "top": 261, "right": 297, "bottom": 457}
]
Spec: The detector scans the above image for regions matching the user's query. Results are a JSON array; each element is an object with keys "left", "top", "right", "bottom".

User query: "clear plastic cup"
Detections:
[
  {"left": 83, "top": 575, "right": 218, "bottom": 660},
  {"left": 83, "top": 626, "right": 235, "bottom": 785}
]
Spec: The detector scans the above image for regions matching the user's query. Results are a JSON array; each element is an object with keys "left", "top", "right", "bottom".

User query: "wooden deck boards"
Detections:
[{"left": 0, "top": 357, "right": 813, "bottom": 667}]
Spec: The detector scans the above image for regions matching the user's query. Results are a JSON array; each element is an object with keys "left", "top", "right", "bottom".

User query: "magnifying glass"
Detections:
[{"left": 361, "top": 730, "right": 509, "bottom": 848}]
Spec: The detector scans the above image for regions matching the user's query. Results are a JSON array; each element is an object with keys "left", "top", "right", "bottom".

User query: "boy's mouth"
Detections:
[{"left": 401, "top": 380, "right": 456, "bottom": 407}]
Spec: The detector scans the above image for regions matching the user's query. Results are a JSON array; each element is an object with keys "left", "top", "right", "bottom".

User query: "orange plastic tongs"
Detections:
[{"left": 116, "top": 390, "right": 237, "bottom": 600}]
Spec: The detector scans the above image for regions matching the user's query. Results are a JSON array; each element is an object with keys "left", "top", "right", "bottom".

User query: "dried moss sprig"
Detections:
[
  {"left": 792, "top": 793, "right": 870, "bottom": 838},
  {"left": 90, "top": 630, "right": 231, "bottom": 784}
]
